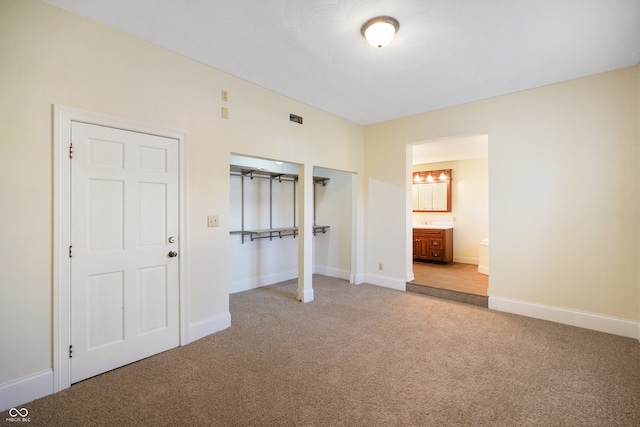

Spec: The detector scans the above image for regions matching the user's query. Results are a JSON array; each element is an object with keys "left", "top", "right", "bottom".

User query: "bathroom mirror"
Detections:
[{"left": 412, "top": 169, "right": 451, "bottom": 212}]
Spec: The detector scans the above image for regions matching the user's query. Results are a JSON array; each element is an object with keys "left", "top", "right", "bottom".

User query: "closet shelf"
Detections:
[
  {"left": 230, "top": 165, "right": 330, "bottom": 186},
  {"left": 313, "top": 225, "right": 330, "bottom": 234},
  {"left": 230, "top": 165, "right": 297, "bottom": 182},
  {"left": 230, "top": 225, "right": 330, "bottom": 242},
  {"left": 230, "top": 164, "right": 330, "bottom": 244}
]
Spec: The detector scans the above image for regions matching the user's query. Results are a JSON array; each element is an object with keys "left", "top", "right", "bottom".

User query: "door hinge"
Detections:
[
  {"left": 69, "top": 143, "right": 73, "bottom": 159},
  {"left": 69, "top": 245, "right": 73, "bottom": 258},
  {"left": 69, "top": 345, "right": 73, "bottom": 358}
]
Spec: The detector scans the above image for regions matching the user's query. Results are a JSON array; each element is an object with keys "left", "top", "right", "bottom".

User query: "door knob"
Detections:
[{"left": 168, "top": 251, "right": 178, "bottom": 258}]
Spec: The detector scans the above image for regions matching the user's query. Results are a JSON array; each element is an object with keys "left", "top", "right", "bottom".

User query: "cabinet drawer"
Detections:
[
  {"left": 430, "top": 250, "right": 443, "bottom": 260},
  {"left": 414, "top": 229, "right": 444, "bottom": 237},
  {"left": 429, "top": 238, "right": 443, "bottom": 249}
]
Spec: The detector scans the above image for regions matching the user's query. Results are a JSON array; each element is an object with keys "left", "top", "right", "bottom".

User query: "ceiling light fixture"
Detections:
[{"left": 360, "top": 16, "right": 399, "bottom": 49}]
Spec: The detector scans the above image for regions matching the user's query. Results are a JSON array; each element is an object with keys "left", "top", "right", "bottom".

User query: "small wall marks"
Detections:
[{"left": 221, "top": 90, "right": 229, "bottom": 120}]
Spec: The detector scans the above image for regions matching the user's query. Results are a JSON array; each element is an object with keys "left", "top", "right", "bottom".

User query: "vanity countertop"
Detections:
[{"left": 413, "top": 224, "right": 454, "bottom": 230}]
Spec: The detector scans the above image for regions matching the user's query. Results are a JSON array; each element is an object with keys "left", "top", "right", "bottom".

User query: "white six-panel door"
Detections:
[{"left": 70, "top": 122, "right": 179, "bottom": 383}]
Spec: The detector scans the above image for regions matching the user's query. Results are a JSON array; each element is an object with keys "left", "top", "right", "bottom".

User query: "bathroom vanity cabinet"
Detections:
[{"left": 413, "top": 227, "right": 453, "bottom": 263}]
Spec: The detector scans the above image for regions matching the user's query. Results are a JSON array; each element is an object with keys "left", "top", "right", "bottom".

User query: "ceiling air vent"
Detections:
[{"left": 290, "top": 114, "right": 303, "bottom": 125}]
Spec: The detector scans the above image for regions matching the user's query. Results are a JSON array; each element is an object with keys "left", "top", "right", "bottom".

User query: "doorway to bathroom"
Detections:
[{"left": 407, "top": 134, "right": 489, "bottom": 306}]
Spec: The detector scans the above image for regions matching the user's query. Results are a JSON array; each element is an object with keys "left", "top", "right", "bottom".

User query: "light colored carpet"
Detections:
[{"left": 5, "top": 275, "right": 640, "bottom": 426}]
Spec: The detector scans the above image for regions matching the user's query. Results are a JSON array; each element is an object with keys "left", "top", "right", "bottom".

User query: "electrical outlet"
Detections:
[
  {"left": 207, "top": 215, "right": 219, "bottom": 227},
  {"left": 221, "top": 107, "right": 228, "bottom": 120},
  {"left": 378, "top": 263, "right": 383, "bottom": 271},
  {"left": 221, "top": 90, "right": 228, "bottom": 102}
]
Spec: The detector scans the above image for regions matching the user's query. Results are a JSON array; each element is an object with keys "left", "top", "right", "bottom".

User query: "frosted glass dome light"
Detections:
[{"left": 361, "top": 16, "right": 400, "bottom": 49}]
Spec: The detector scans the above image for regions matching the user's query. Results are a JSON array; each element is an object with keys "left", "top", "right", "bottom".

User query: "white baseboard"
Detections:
[
  {"left": 477, "top": 265, "right": 489, "bottom": 275},
  {"left": 229, "top": 269, "right": 298, "bottom": 294},
  {"left": 453, "top": 256, "right": 478, "bottom": 265},
  {"left": 188, "top": 311, "right": 231, "bottom": 343},
  {"left": 313, "top": 266, "right": 351, "bottom": 281},
  {"left": 489, "top": 296, "right": 639, "bottom": 339},
  {"left": 230, "top": 268, "right": 354, "bottom": 293},
  {"left": 364, "top": 273, "right": 407, "bottom": 291},
  {"left": 0, "top": 369, "right": 53, "bottom": 412}
]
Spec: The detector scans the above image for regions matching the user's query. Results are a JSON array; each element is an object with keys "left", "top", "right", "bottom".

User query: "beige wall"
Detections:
[
  {"left": 0, "top": 0, "right": 364, "bottom": 386},
  {"left": 365, "top": 65, "right": 639, "bottom": 321},
  {"left": 313, "top": 167, "right": 355, "bottom": 278}
]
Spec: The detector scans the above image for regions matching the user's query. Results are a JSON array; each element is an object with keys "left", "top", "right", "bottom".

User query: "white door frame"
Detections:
[{"left": 52, "top": 106, "right": 189, "bottom": 392}]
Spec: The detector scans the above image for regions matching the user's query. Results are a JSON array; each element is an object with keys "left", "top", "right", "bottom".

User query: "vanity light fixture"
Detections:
[
  {"left": 361, "top": 16, "right": 400, "bottom": 49},
  {"left": 415, "top": 170, "right": 450, "bottom": 182}
]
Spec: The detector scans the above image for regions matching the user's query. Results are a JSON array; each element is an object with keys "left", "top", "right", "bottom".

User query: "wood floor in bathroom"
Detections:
[{"left": 410, "top": 261, "right": 488, "bottom": 296}]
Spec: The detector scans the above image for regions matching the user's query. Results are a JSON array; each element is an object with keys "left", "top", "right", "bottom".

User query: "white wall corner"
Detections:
[
  {"left": 365, "top": 273, "right": 407, "bottom": 291},
  {"left": 187, "top": 312, "right": 231, "bottom": 344},
  {"left": 229, "top": 269, "right": 298, "bottom": 294},
  {"left": 351, "top": 273, "right": 366, "bottom": 285},
  {"left": 489, "top": 296, "right": 639, "bottom": 339},
  {"left": 453, "top": 256, "right": 478, "bottom": 265},
  {"left": 313, "top": 266, "right": 351, "bottom": 281},
  {"left": 0, "top": 370, "right": 53, "bottom": 412}
]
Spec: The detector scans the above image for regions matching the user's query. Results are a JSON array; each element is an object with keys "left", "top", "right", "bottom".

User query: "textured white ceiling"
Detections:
[{"left": 43, "top": 0, "right": 640, "bottom": 125}]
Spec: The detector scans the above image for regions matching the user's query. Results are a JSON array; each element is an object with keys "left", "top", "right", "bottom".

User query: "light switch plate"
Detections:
[{"left": 207, "top": 215, "right": 219, "bottom": 227}]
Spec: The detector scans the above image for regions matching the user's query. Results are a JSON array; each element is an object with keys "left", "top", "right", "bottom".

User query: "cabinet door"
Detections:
[
  {"left": 413, "top": 229, "right": 451, "bottom": 262},
  {"left": 413, "top": 233, "right": 429, "bottom": 260}
]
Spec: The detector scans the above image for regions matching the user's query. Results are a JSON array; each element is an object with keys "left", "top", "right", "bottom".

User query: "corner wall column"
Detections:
[{"left": 297, "top": 163, "right": 314, "bottom": 302}]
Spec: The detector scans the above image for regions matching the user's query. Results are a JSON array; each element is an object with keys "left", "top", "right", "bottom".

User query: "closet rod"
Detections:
[{"left": 230, "top": 172, "right": 298, "bottom": 182}]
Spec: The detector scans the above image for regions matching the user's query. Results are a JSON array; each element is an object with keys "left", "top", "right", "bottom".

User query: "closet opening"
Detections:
[{"left": 229, "top": 155, "right": 355, "bottom": 300}]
